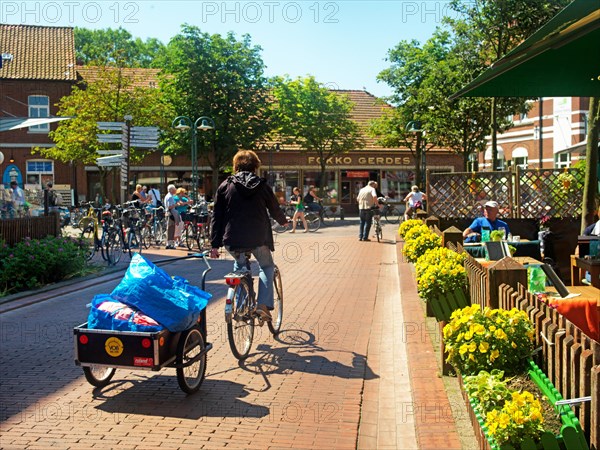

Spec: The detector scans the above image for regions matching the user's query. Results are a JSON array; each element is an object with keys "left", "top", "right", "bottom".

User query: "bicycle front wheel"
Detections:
[
  {"left": 128, "top": 229, "right": 143, "bottom": 257},
  {"left": 80, "top": 226, "right": 96, "bottom": 261},
  {"left": 106, "top": 229, "right": 123, "bottom": 266},
  {"left": 226, "top": 279, "right": 255, "bottom": 360},
  {"left": 306, "top": 213, "right": 321, "bottom": 232},
  {"left": 268, "top": 267, "right": 283, "bottom": 335},
  {"left": 384, "top": 207, "right": 401, "bottom": 224},
  {"left": 376, "top": 224, "right": 382, "bottom": 242}
]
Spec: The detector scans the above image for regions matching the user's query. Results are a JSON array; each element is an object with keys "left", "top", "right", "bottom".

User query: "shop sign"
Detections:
[
  {"left": 346, "top": 171, "right": 370, "bottom": 178},
  {"left": 307, "top": 155, "right": 411, "bottom": 166}
]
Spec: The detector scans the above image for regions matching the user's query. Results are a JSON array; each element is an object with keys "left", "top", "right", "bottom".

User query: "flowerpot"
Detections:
[
  {"left": 429, "top": 288, "right": 470, "bottom": 322},
  {"left": 459, "top": 360, "right": 589, "bottom": 450}
]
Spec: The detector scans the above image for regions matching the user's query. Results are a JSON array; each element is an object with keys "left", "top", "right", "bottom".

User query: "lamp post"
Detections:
[
  {"left": 260, "top": 143, "right": 281, "bottom": 188},
  {"left": 172, "top": 116, "right": 215, "bottom": 201},
  {"left": 406, "top": 120, "right": 425, "bottom": 187}
]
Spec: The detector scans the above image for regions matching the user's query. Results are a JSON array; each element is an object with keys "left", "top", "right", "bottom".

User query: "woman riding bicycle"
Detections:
[
  {"left": 403, "top": 185, "right": 427, "bottom": 220},
  {"left": 209, "top": 150, "right": 288, "bottom": 322}
]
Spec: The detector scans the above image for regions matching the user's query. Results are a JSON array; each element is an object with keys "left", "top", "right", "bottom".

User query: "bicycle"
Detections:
[
  {"left": 378, "top": 198, "right": 402, "bottom": 224},
  {"left": 120, "top": 202, "right": 145, "bottom": 258},
  {"left": 224, "top": 251, "right": 283, "bottom": 360},
  {"left": 79, "top": 203, "right": 118, "bottom": 265},
  {"left": 372, "top": 208, "right": 383, "bottom": 242},
  {"left": 141, "top": 206, "right": 167, "bottom": 248},
  {"left": 183, "top": 204, "right": 210, "bottom": 251}
]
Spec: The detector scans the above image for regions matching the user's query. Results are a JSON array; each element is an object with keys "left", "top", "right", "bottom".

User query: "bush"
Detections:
[
  {"left": 414, "top": 247, "right": 465, "bottom": 278},
  {"left": 416, "top": 254, "right": 467, "bottom": 303},
  {"left": 486, "top": 391, "right": 545, "bottom": 446},
  {"left": 398, "top": 219, "right": 424, "bottom": 238},
  {"left": 402, "top": 230, "right": 441, "bottom": 263},
  {"left": 0, "top": 236, "right": 88, "bottom": 296},
  {"left": 443, "top": 305, "right": 534, "bottom": 375}
]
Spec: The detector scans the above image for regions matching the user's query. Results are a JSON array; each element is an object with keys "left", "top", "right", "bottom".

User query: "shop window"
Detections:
[
  {"left": 28, "top": 95, "right": 50, "bottom": 133},
  {"left": 303, "top": 171, "right": 338, "bottom": 202},
  {"left": 26, "top": 160, "right": 53, "bottom": 188},
  {"left": 381, "top": 170, "right": 414, "bottom": 200}
]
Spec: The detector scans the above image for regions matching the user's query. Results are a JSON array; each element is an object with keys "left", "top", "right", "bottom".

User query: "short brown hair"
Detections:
[{"left": 233, "top": 150, "right": 261, "bottom": 173}]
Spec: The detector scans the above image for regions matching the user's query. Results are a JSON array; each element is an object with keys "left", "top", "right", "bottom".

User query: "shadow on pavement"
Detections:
[{"left": 93, "top": 377, "right": 270, "bottom": 420}]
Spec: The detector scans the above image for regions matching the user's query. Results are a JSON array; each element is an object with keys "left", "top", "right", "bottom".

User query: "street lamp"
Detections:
[
  {"left": 406, "top": 120, "right": 425, "bottom": 187},
  {"left": 260, "top": 143, "right": 281, "bottom": 187},
  {"left": 172, "top": 115, "right": 215, "bottom": 201}
]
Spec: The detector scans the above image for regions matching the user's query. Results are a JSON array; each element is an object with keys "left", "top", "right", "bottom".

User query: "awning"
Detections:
[
  {"left": 450, "top": 0, "right": 600, "bottom": 99},
  {"left": 0, "top": 117, "right": 72, "bottom": 132},
  {"left": 484, "top": 147, "right": 504, "bottom": 160},
  {"left": 511, "top": 147, "right": 529, "bottom": 159}
]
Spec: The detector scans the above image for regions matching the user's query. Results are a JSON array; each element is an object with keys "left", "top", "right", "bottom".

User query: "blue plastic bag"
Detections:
[
  {"left": 87, "top": 294, "right": 164, "bottom": 332},
  {"left": 110, "top": 254, "right": 211, "bottom": 332}
]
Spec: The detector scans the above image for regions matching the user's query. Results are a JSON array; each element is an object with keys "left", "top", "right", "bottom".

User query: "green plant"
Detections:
[
  {"left": 443, "top": 305, "right": 534, "bottom": 375},
  {"left": 490, "top": 230, "right": 504, "bottom": 242},
  {"left": 463, "top": 370, "right": 512, "bottom": 414},
  {"left": 0, "top": 236, "right": 88, "bottom": 296},
  {"left": 402, "top": 230, "right": 441, "bottom": 263},
  {"left": 415, "top": 248, "right": 467, "bottom": 303},
  {"left": 485, "top": 390, "right": 545, "bottom": 446},
  {"left": 398, "top": 218, "right": 424, "bottom": 238}
]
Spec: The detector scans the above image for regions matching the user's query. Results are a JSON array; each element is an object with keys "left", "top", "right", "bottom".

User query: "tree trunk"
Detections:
[
  {"left": 581, "top": 97, "right": 599, "bottom": 233},
  {"left": 491, "top": 98, "right": 498, "bottom": 171},
  {"left": 415, "top": 132, "right": 423, "bottom": 187}
]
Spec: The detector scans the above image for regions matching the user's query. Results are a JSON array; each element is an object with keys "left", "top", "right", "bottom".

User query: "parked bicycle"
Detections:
[
  {"left": 224, "top": 251, "right": 283, "bottom": 360},
  {"left": 141, "top": 206, "right": 167, "bottom": 248},
  {"left": 79, "top": 203, "right": 119, "bottom": 265},
  {"left": 183, "top": 203, "right": 211, "bottom": 251}
]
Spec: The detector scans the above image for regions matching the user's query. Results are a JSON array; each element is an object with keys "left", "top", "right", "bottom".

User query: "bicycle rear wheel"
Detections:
[
  {"left": 80, "top": 226, "right": 96, "bottom": 261},
  {"left": 185, "top": 224, "right": 197, "bottom": 251},
  {"left": 106, "top": 229, "right": 123, "bottom": 266},
  {"left": 268, "top": 267, "right": 283, "bottom": 335},
  {"left": 128, "top": 228, "right": 143, "bottom": 257},
  {"left": 384, "top": 207, "right": 401, "bottom": 224},
  {"left": 226, "top": 279, "right": 255, "bottom": 360}
]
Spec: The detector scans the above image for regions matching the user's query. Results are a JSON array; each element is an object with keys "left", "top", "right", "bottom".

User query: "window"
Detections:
[
  {"left": 28, "top": 95, "right": 50, "bottom": 133},
  {"left": 26, "top": 160, "right": 53, "bottom": 187},
  {"left": 555, "top": 153, "right": 571, "bottom": 169},
  {"left": 513, "top": 157, "right": 528, "bottom": 169}
]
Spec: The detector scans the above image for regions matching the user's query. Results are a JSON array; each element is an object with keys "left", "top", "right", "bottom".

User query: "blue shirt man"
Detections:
[{"left": 463, "top": 201, "right": 510, "bottom": 243}]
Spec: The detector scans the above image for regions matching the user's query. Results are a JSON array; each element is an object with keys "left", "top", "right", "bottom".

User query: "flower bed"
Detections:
[{"left": 460, "top": 360, "right": 588, "bottom": 450}]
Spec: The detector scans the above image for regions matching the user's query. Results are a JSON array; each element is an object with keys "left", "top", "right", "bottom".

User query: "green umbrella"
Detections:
[{"left": 450, "top": 0, "right": 600, "bottom": 99}]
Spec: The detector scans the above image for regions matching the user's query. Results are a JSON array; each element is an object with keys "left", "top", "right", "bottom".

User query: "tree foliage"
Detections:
[
  {"left": 271, "top": 76, "right": 364, "bottom": 191},
  {"left": 159, "top": 25, "right": 271, "bottom": 195},
  {"left": 75, "top": 27, "right": 166, "bottom": 67}
]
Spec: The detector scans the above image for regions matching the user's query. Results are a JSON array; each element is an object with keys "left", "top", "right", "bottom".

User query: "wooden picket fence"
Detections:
[
  {"left": 0, "top": 214, "right": 61, "bottom": 245},
  {"left": 499, "top": 283, "right": 599, "bottom": 450}
]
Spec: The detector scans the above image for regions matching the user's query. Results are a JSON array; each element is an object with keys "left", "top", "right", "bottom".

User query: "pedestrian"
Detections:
[
  {"left": 210, "top": 150, "right": 288, "bottom": 322},
  {"left": 463, "top": 200, "right": 511, "bottom": 242},
  {"left": 131, "top": 184, "right": 149, "bottom": 208},
  {"left": 357, "top": 180, "right": 379, "bottom": 241},
  {"left": 303, "top": 185, "right": 323, "bottom": 213},
  {"left": 403, "top": 185, "right": 427, "bottom": 220},
  {"left": 45, "top": 181, "right": 60, "bottom": 214},
  {"left": 174, "top": 187, "right": 192, "bottom": 247},
  {"left": 163, "top": 184, "right": 179, "bottom": 249},
  {"left": 10, "top": 180, "right": 25, "bottom": 217},
  {"left": 147, "top": 185, "right": 162, "bottom": 208},
  {"left": 289, "top": 186, "right": 308, "bottom": 233}
]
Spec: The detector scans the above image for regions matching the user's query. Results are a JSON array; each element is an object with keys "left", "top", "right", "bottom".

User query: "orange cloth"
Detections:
[{"left": 549, "top": 297, "right": 600, "bottom": 342}]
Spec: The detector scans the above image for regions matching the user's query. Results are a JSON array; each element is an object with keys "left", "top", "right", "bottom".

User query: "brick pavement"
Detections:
[{"left": 0, "top": 219, "right": 466, "bottom": 449}]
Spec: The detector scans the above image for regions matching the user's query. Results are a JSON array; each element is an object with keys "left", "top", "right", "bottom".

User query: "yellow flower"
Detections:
[
  {"left": 498, "top": 413, "right": 510, "bottom": 429},
  {"left": 468, "top": 342, "right": 477, "bottom": 352},
  {"left": 459, "top": 344, "right": 469, "bottom": 355},
  {"left": 511, "top": 341, "right": 517, "bottom": 349},
  {"left": 490, "top": 349, "right": 500, "bottom": 362},
  {"left": 479, "top": 342, "right": 489, "bottom": 353},
  {"left": 494, "top": 328, "right": 508, "bottom": 340},
  {"left": 513, "top": 410, "right": 525, "bottom": 425}
]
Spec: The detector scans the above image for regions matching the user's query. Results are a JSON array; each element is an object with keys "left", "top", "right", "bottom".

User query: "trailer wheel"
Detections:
[
  {"left": 176, "top": 328, "right": 207, "bottom": 394},
  {"left": 82, "top": 365, "right": 116, "bottom": 388}
]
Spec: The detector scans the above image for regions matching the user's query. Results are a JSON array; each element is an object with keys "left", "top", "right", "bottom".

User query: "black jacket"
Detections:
[{"left": 210, "top": 172, "right": 287, "bottom": 251}]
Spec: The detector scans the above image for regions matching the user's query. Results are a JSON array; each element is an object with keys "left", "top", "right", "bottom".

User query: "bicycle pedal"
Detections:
[{"left": 257, "top": 317, "right": 265, "bottom": 327}]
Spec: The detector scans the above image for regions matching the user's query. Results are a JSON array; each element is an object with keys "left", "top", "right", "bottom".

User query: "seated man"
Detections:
[{"left": 463, "top": 201, "right": 511, "bottom": 243}]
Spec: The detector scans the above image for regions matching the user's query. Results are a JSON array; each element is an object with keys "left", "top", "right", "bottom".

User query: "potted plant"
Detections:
[{"left": 402, "top": 228, "right": 441, "bottom": 263}]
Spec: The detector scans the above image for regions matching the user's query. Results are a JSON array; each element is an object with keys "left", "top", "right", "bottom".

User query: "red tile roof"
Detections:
[
  {"left": 0, "top": 24, "right": 76, "bottom": 81},
  {"left": 76, "top": 66, "right": 160, "bottom": 89}
]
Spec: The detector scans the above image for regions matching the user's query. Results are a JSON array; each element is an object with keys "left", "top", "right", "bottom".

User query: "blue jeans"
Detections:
[
  {"left": 306, "top": 202, "right": 322, "bottom": 213},
  {"left": 227, "top": 245, "right": 275, "bottom": 309},
  {"left": 359, "top": 209, "right": 373, "bottom": 240}
]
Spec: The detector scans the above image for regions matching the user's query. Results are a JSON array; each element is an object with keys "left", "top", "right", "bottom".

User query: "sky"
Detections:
[{"left": 1, "top": 1, "right": 458, "bottom": 98}]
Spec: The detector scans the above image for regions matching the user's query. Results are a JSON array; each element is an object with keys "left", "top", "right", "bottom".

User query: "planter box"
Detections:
[
  {"left": 428, "top": 287, "right": 470, "bottom": 322},
  {"left": 459, "top": 360, "right": 589, "bottom": 450}
]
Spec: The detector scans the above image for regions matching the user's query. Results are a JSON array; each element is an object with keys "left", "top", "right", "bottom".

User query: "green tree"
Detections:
[
  {"left": 75, "top": 27, "right": 166, "bottom": 68},
  {"left": 581, "top": 97, "right": 599, "bottom": 232},
  {"left": 159, "top": 25, "right": 271, "bottom": 195},
  {"left": 446, "top": 0, "right": 570, "bottom": 170},
  {"left": 35, "top": 66, "right": 171, "bottom": 202},
  {"left": 271, "top": 76, "right": 364, "bottom": 193}
]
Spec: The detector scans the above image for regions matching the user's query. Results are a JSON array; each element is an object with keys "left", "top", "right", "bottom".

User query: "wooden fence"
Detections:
[
  {"left": 0, "top": 214, "right": 61, "bottom": 245},
  {"left": 499, "top": 283, "right": 600, "bottom": 450}
]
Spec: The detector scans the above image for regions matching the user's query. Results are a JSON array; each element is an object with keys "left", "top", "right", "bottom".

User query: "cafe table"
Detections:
[
  {"left": 570, "top": 255, "right": 600, "bottom": 289},
  {"left": 464, "top": 239, "right": 542, "bottom": 260},
  {"left": 544, "top": 285, "right": 600, "bottom": 342}
]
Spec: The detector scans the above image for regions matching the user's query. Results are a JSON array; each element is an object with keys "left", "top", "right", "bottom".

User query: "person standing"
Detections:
[
  {"left": 163, "top": 184, "right": 178, "bottom": 249},
  {"left": 403, "top": 185, "right": 427, "bottom": 220},
  {"left": 210, "top": 150, "right": 288, "bottom": 321},
  {"left": 10, "top": 181, "right": 25, "bottom": 217},
  {"left": 45, "top": 181, "right": 59, "bottom": 215},
  {"left": 357, "top": 181, "right": 379, "bottom": 241},
  {"left": 147, "top": 185, "right": 162, "bottom": 208},
  {"left": 131, "top": 184, "right": 149, "bottom": 208},
  {"left": 289, "top": 186, "right": 308, "bottom": 233},
  {"left": 174, "top": 187, "right": 192, "bottom": 247}
]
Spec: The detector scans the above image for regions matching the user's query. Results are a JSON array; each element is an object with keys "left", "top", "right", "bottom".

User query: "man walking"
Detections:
[
  {"left": 357, "top": 180, "right": 379, "bottom": 241},
  {"left": 10, "top": 181, "right": 25, "bottom": 217}
]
